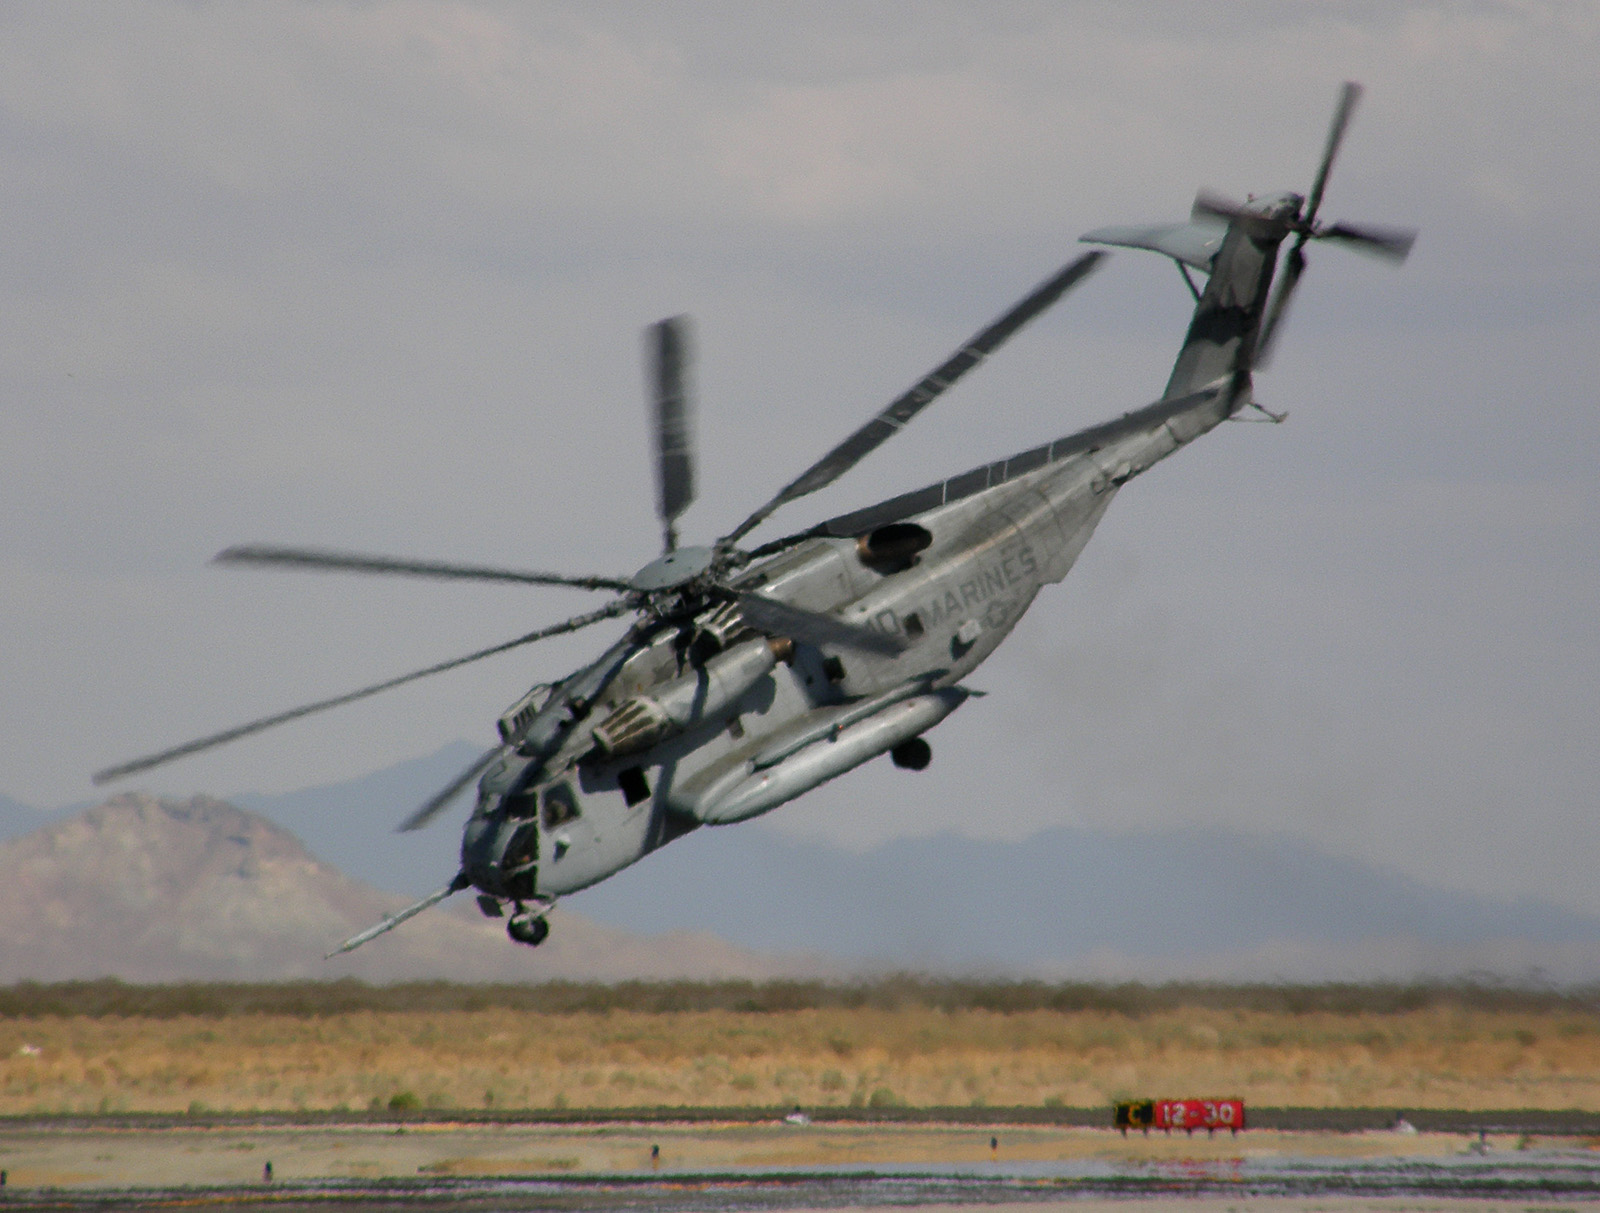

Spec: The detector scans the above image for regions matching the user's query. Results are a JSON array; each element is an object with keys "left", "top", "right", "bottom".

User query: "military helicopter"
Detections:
[{"left": 95, "top": 83, "right": 1413, "bottom": 955}]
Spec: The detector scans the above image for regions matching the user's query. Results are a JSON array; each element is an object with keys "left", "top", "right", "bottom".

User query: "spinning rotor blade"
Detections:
[
  {"left": 1318, "top": 221, "right": 1416, "bottom": 262},
  {"left": 1190, "top": 190, "right": 1285, "bottom": 239},
  {"left": 736, "top": 592, "right": 907, "bottom": 656},
  {"left": 1255, "top": 221, "right": 1413, "bottom": 368},
  {"left": 216, "top": 545, "right": 633, "bottom": 593},
  {"left": 721, "top": 250, "right": 1106, "bottom": 546},
  {"left": 649, "top": 316, "right": 695, "bottom": 552},
  {"left": 398, "top": 743, "right": 509, "bottom": 833},
  {"left": 1305, "top": 81, "right": 1361, "bottom": 229},
  {"left": 91, "top": 599, "right": 631, "bottom": 784},
  {"left": 1254, "top": 245, "right": 1305, "bottom": 369},
  {"left": 1191, "top": 190, "right": 1246, "bottom": 224},
  {"left": 1252, "top": 83, "right": 1414, "bottom": 368}
]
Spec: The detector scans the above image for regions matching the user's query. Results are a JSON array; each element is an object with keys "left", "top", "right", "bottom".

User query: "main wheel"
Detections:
[
  {"left": 890, "top": 737, "right": 931, "bottom": 770},
  {"left": 507, "top": 914, "right": 550, "bottom": 947}
]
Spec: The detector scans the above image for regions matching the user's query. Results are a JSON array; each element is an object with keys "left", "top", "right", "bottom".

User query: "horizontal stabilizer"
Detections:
[{"left": 1080, "top": 220, "right": 1227, "bottom": 272}]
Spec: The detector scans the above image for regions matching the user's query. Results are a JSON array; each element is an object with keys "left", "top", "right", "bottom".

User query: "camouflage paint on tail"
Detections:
[
  {"left": 1081, "top": 193, "right": 1297, "bottom": 402},
  {"left": 1159, "top": 195, "right": 1296, "bottom": 400}
]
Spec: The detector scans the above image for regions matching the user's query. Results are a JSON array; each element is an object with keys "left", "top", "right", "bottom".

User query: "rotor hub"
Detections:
[{"left": 629, "top": 544, "right": 715, "bottom": 592}]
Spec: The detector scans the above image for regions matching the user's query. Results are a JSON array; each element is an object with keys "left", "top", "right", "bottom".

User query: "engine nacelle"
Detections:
[{"left": 590, "top": 637, "right": 780, "bottom": 760}]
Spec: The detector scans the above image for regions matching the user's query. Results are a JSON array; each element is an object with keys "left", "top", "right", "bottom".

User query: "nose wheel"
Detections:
[{"left": 507, "top": 912, "right": 550, "bottom": 947}]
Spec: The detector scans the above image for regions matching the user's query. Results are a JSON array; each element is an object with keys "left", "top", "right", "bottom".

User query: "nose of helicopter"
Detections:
[{"left": 460, "top": 813, "right": 537, "bottom": 900}]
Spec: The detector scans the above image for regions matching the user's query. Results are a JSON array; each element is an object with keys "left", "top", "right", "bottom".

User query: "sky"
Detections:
[{"left": 3, "top": 3, "right": 1598, "bottom": 919}]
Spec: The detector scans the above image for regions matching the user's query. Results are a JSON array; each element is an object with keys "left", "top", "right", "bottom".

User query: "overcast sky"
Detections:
[{"left": 4, "top": 2, "right": 1598, "bottom": 917}]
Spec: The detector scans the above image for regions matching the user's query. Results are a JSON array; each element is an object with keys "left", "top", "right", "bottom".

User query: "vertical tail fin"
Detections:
[
  {"left": 1158, "top": 201, "right": 1294, "bottom": 400},
  {"left": 1085, "top": 84, "right": 1415, "bottom": 404},
  {"left": 1081, "top": 199, "right": 1295, "bottom": 402}
]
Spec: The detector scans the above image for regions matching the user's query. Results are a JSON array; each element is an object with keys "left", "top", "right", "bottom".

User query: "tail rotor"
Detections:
[{"left": 1252, "top": 82, "right": 1417, "bottom": 367}]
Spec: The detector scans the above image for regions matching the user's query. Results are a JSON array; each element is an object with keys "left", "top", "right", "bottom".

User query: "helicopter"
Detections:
[{"left": 94, "top": 83, "right": 1414, "bottom": 955}]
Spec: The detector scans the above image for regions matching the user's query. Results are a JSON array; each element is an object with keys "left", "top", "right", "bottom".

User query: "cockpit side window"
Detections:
[
  {"left": 541, "top": 783, "right": 580, "bottom": 829},
  {"left": 505, "top": 823, "right": 538, "bottom": 870},
  {"left": 503, "top": 790, "right": 538, "bottom": 820}
]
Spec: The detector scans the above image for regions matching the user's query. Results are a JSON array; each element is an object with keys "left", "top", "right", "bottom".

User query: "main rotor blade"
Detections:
[
  {"left": 398, "top": 743, "right": 509, "bottom": 833},
  {"left": 720, "top": 250, "right": 1106, "bottom": 546},
  {"left": 91, "top": 599, "right": 632, "bottom": 784},
  {"left": 215, "top": 545, "right": 634, "bottom": 593},
  {"left": 1305, "top": 81, "right": 1362, "bottom": 229},
  {"left": 1319, "top": 221, "right": 1417, "bottom": 263},
  {"left": 736, "top": 591, "right": 907, "bottom": 656},
  {"left": 649, "top": 316, "right": 695, "bottom": 552}
]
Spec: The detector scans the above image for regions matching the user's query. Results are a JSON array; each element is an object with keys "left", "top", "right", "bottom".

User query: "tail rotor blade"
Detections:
[
  {"left": 1192, "top": 190, "right": 1252, "bottom": 225},
  {"left": 1305, "top": 81, "right": 1362, "bottom": 228},
  {"left": 1255, "top": 245, "right": 1306, "bottom": 370},
  {"left": 92, "top": 599, "right": 631, "bottom": 784},
  {"left": 1190, "top": 190, "right": 1299, "bottom": 241},
  {"left": 649, "top": 316, "right": 695, "bottom": 552},
  {"left": 1251, "top": 82, "right": 1411, "bottom": 370},
  {"left": 1319, "top": 221, "right": 1417, "bottom": 262},
  {"left": 1191, "top": 190, "right": 1290, "bottom": 241}
]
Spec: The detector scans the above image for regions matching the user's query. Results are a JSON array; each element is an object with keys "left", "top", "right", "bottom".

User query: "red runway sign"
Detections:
[{"left": 1154, "top": 1099, "right": 1245, "bottom": 1132}]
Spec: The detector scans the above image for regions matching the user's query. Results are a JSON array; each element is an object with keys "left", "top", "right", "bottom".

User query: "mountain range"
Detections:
[
  {"left": 5, "top": 745, "right": 1598, "bottom": 983},
  {"left": 568, "top": 818, "right": 1600, "bottom": 982},
  {"left": 0, "top": 792, "right": 818, "bottom": 983}
]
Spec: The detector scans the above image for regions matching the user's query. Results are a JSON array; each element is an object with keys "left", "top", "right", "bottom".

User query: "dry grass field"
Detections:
[{"left": 2, "top": 981, "right": 1598, "bottom": 1115}]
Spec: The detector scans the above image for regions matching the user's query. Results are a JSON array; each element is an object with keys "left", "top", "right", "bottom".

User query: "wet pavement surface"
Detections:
[
  {"left": 9, "top": 1159, "right": 1600, "bottom": 1211},
  {"left": 5, "top": 1123, "right": 1600, "bottom": 1210}
]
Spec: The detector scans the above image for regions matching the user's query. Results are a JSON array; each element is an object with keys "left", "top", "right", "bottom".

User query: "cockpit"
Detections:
[{"left": 540, "top": 782, "right": 581, "bottom": 829}]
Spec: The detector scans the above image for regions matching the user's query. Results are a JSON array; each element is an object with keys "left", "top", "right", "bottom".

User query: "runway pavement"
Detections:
[{"left": 3, "top": 1119, "right": 1600, "bottom": 1210}]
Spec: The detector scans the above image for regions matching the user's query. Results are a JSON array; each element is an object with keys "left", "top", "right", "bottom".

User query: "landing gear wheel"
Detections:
[
  {"left": 507, "top": 914, "right": 550, "bottom": 947},
  {"left": 890, "top": 737, "right": 931, "bottom": 770}
]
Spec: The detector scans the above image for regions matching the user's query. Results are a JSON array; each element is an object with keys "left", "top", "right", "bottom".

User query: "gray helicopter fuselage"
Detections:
[{"left": 464, "top": 373, "right": 1240, "bottom": 904}]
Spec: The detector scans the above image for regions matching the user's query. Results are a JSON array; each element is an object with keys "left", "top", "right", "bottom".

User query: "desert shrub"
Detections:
[{"left": 3, "top": 977, "right": 1598, "bottom": 1019}]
